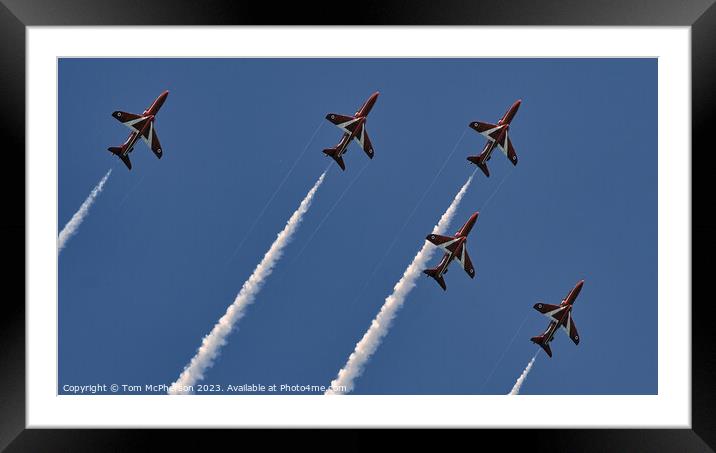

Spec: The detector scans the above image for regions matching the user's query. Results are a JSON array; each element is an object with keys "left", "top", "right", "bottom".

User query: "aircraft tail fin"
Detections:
[
  {"left": 423, "top": 267, "right": 447, "bottom": 291},
  {"left": 323, "top": 148, "right": 346, "bottom": 171},
  {"left": 530, "top": 335, "right": 553, "bottom": 358},
  {"left": 108, "top": 146, "right": 132, "bottom": 170},
  {"left": 467, "top": 156, "right": 490, "bottom": 177}
]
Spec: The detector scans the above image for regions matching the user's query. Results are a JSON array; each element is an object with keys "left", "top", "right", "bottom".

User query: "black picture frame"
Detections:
[{"left": 2, "top": 0, "right": 710, "bottom": 450}]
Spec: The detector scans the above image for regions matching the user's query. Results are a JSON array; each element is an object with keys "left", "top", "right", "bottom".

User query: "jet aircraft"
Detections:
[
  {"left": 423, "top": 212, "right": 479, "bottom": 291},
  {"left": 467, "top": 99, "right": 522, "bottom": 177},
  {"left": 530, "top": 280, "right": 585, "bottom": 357},
  {"left": 108, "top": 90, "right": 169, "bottom": 170},
  {"left": 323, "top": 91, "right": 379, "bottom": 171}
]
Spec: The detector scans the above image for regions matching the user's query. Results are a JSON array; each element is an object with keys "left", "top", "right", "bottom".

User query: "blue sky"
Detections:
[{"left": 58, "top": 58, "right": 656, "bottom": 395}]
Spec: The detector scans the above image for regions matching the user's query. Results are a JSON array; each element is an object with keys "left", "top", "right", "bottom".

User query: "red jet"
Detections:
[
  {"left": 530, "top": 280, "right": 585, "bottom": 357},
  {"left": 423, "top": 212, "right": 479, "bottom": 291},
  {"left": 108, "top": 90, "right": 169, "bottom": 170},
  {"left": 467, "top": 99, "right": 522, "bottom": 177},
  {"left": 323, "top": 92, "right": 379, "bottom": 171}
]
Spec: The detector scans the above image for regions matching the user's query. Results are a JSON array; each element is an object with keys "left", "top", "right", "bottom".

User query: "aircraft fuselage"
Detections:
[
  {"left": 120, "top": 116, "right": 154, "bottom": 156},
  {"left": 477, "top": 99, "right": 521, "bottom": 164},
  {"left": 331, "top": 92, "right": 378, "bottom": 159},
  {"left": 117, "top": 90, "right": 168, "bottom": 156},
  {"left": 144, "top": 90, "right": 168, "bottom": 116},
  {"left": 333, "top": 118, "right": 365, "bottom": 158},
  {"left": 355, "top": 91, "right": 379, "bottom": 117},
  {"left": 537, "top": 280, "right": 583, "bottom": 344},
  {"left": 431, "top": 212, "right": 477, "bottom": 277},
  {"left": 323, "top": 91, "right": 380, "bottom": 171},
  {"left": 433, "top": 237, "right": 465, "bottom": 278},
  {"left": 108, "top": 90, "right": 169, "bottom": 170}
]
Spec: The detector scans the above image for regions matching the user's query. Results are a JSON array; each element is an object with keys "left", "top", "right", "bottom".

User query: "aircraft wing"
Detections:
[
  {"left": 497, "top": 134, "right": 518, "bottom": 165},
  {"left": 455, "top": 245, "right": 475, "bottom": 278},
  {"left": 561, "top": 313, "right": 580, "bottom": 345},
  {"left": 426, "top": 234, "right": 460, "bottom": 253},
  {"left": 326, "top": 113, "right": 362, "bottom": 134},
  {"left": 354, "top": 123, "right": 374, "bottom": 158},
  {"left": 141, "top": 123, "right": 163, "bottom": 159},
  {"left": 533, "top": 302, "right": 564, "bottom": 321},
  {"left": 469, "top": 121, "right": 503, "bottom": 142},
  {"left": 113, "top": 111, "right": 151, "bottom": 134}
]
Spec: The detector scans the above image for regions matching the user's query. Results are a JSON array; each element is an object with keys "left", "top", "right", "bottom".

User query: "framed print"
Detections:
[{"left": 3, "top": 0, "right": 712, "bottom": 450}]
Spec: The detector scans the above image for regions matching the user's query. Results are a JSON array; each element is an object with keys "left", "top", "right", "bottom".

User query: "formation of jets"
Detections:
[{"left": 104, "top": 90, "right": 585, "bottom": 360}]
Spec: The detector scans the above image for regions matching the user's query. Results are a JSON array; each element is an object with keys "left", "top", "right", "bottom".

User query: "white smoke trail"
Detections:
[
  {"left": 508, "top": 350, "right": 540, "bottom": 395},
  {"left": 326, "top": 174, "right": 474, "bottom": 394},
  {"left": 57, "top": 169, "right": 112, "bottom": 253},
  {"left": 169, "top": 171, "right": 327, "bottom": 394}
]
